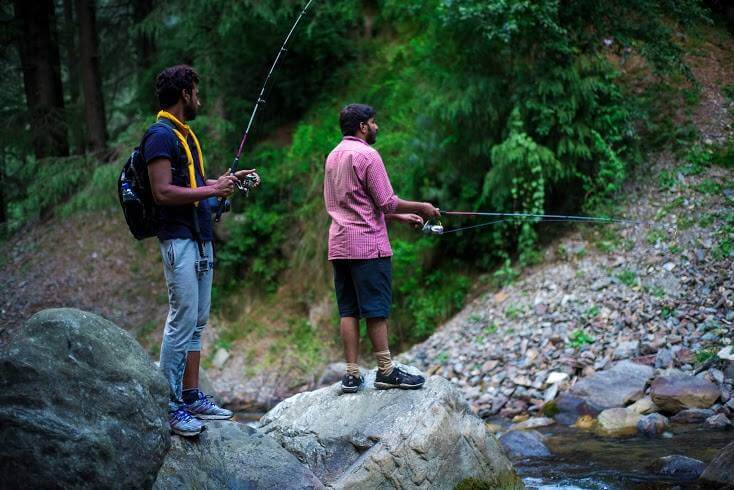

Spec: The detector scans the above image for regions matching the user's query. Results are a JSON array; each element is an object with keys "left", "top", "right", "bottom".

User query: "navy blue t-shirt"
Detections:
[{"left": 143, "top": 122, "right": 213, "bottom": 241}]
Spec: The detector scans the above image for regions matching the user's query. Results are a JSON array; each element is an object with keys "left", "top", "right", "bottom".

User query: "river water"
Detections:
[
  {"left": 237, "top": 411, "right": 731, "bottom": 488},
  {"left": 514, "top": 424, "right": 732, "bottom": 489}
]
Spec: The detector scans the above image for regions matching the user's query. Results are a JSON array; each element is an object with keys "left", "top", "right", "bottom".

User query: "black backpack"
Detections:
[{"left": 118, "top": 129, "right": 160, "bottom": 240}]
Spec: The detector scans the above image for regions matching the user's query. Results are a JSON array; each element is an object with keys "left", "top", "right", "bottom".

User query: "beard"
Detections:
[
  {"left": 366, "top": 126, "right": 377, "bottom": 145},
  {"left": 183, "top": 102, "right": 198, "bottom": 121}
]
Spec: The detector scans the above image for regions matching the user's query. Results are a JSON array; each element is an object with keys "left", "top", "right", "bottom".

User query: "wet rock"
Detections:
[
  {"left": 628, "top": 396, "right": 659, "bottom": 415},
  {"left": 647, "top": 455, "right": 706, "bottom": 480},
  {"left": 596, "top": 407, "right": 642, "bottom": 436},
  {"left": 499, "top": 430, "right": 551, "bottom": 458},
  {"left": 704, "top": 414, "right": 733, "bottom": 429},
  {"left": 509, "top": 417, "right": 555, "bottom": 431},
  {"left": 258, "top": 374, "right": 521, "bottom": 488},
  {"left": 154, "top": 421, "right": 323, "bottom": 489},
  {"left": 651, "top": 374, "right": 720, "bottom": 413},
  {"left": 574, "top": 415, "right": 595, "bottom": 430},
  {"left": 570, "top": 361, "right": 654, "bottom": 410},
  {"left": 637, "top": 413, "right": 669, "bottom": 437},
  {"left": 700, "top": 441, "right": 734, "bottom": 486},
  {"left": 553, "top": 394, "right": 602, "bottom": 425},
  {"left": 670, "top": 408, "right": 715, "bottom": 424},
  {"left": 0, "top": 309, "right": 170, "bottom": 489}
]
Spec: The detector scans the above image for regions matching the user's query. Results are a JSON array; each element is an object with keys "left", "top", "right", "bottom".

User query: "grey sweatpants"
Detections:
[{"left": 158, "top": 238, "right": 213, "bottom": 412}]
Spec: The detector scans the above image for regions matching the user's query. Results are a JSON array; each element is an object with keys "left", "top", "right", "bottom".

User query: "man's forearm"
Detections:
[
  {"left": 394, "top": 198, "right": 425, "bottom": 215},
  {"left": 153, "top": 183, "right": 216, "bottom": 206}
]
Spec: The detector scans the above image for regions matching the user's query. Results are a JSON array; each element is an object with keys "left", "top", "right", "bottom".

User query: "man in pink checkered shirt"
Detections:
[{"left": 324, "top": 103, "right": 440, "bottom": 394}]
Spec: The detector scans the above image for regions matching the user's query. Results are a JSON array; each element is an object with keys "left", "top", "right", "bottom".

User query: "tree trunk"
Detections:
[
  {"left": 133, "top": 0, "right": 157, "bottom": 112},
  {"left": 76, "top": 0, "right": 108, "bottom": 154},
  {"left": 13, "top": 0, "right": 69, "bottom": 158},
  {"left": 63, "top": 0, "right": 85, "bottom": 154}
]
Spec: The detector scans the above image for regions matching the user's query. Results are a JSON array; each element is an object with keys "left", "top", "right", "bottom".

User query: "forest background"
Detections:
[{"left": 2, "top": 0, "right": 734, "bottom": 370}]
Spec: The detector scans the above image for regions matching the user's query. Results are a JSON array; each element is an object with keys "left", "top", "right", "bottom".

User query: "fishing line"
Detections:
[{"left": 215, "top": 0, "right": 316, "bottom": 222}]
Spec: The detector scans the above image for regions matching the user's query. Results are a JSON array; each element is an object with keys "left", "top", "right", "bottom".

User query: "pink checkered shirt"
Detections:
[{"left": 324, "top": 136, "right": 399, "bottom": 260}]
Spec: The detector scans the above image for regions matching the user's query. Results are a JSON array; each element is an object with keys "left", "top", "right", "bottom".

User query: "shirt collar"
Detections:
[{"left": 343, "top": 135, "right": 369, "bottom": 145}]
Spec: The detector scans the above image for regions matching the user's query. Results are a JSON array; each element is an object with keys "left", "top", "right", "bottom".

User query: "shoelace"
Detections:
[
  {"left": 196, "top": 392, "right": 216, "bottom": 410},
  {"left": 172, "top": 409, "right": 193, "bottom": 423}
]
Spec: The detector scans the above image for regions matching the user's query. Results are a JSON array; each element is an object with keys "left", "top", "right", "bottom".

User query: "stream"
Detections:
[{"left": 513, "top": 423, "right": 732, "bottom": 489}]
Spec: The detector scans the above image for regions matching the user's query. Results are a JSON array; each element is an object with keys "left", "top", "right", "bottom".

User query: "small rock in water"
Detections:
[
  {"left": 509, "top": 417, "right": 555, "bottom": 431},
  {"left": 574, "top": 415, "right": 595, "bottom": 430},
  {"left": 596, "top": 407, "right": 642, "bottom": 436},
  {"left": 704, "top": 414, "right": 732, "bottom": 430},
  {"left": 637, "top": 413, "right": 669, "bottom": 438},
  {"left": 499, "top": 430, "right": 551, "bottom": 458},
  {"left": 671, "top": 408, "right": 715, "bottom": 424},
  {"left": 647, "top": 455, "right": 706, "bottom": 480}
]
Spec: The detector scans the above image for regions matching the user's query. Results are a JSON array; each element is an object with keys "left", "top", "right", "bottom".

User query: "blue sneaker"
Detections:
[
  {"left": 169, "top": 408, "right": 205, "bottom": 437},
  {"left": 184, "top": 390, "right": 234, "bottom": 420}
]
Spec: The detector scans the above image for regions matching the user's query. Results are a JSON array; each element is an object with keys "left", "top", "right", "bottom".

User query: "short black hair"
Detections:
[
  {"left": 155, "top": 65, "right": 200, "bottom": 109},
  {"left": 339, "top": 103, "right": 376, "bottom": 136}
]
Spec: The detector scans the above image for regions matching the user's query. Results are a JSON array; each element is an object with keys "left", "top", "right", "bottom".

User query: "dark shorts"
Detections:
[{"left": 332, "top": 258, "right": 392, "bottom": 319}]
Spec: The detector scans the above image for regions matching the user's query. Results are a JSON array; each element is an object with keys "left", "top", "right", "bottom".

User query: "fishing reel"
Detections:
[
  {"left": 235, "top": 173, "right": 259, "bottom": 196},
  {"left": 422, "top": 219, "right": 444, "bottom": 235}
]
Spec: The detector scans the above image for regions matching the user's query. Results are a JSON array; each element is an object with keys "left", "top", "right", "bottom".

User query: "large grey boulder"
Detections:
[
  {"left": 651, "top": 374, "right": 720, "bottom": 413},
  {"left": 154, "top": 421, "right": 324, "bottom": 489},
  {"left": 0, "top": 308, "right": 170, "bottom": 488},
  {"left": 258, "top": 372, "right": 522, "bottom": 489},
  {"left": 569, "top": 360, "right": 654, "bottom": 410},
  {"left": 700, "top": 441, "right": 734, "bottom": 487}
]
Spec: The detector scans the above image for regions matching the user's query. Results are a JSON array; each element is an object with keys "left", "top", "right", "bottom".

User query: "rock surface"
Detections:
[
  {"left": 651, "top": 375, "right": 720, "bottom": 413},
  {"left": 596, "top": 407, "right": 642, "bottom": 436},
  {"left": 0, "top": 308, "right": 170, "bottom": 488},
  {"left": 637, "top": 413, "right": 669, "bottom": 437},
  {"left": 570, "top": 361, "right": 654, "bottom": 410},
  {"left": 499, "top": 430, "right": 552, "bottom": 458},
  {"left": 647, "top": 455, "right": 706, "bottom": 479},
  {"left": 700, "top": 441, "right": 734, "bottom": 487},
  {"left": 154, "top": 421, "right": 324, "bottom": 489},
  {"left": 258, "top": 372, "right": 521, "bottom": 489}
]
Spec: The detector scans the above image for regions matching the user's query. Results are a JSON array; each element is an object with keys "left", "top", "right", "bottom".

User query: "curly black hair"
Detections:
[
  {"left": 339, "top": 103, "right": 376, "bottom": 136},
  {"left": 155, "top": 65, "right": 200, "bottom": 109}
]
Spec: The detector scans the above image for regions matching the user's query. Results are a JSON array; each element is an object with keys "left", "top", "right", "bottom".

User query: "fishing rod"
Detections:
[
  {"left": 422, "top": 210, "right": 637, "bottom": 235},
  {"left": 215, "top": 0, "right": 316, "bottom": 222}
]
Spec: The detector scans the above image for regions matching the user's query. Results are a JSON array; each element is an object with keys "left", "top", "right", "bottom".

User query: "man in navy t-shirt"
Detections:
[{"left": 145, "top": 65, "right": 260, "bottom": 437}]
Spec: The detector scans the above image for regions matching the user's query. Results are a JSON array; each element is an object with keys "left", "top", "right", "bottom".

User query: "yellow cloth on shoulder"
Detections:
[{"left": 156, "top": 110, "right": 206, "bottom": 205}]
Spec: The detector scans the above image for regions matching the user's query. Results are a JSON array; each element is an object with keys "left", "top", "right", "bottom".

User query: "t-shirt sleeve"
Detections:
[
  {"left": 361, "top": 152, "right": 398, "bottom": 214},
  {"left": 143, "top": 126, "right": 178, "bottom": 166}
]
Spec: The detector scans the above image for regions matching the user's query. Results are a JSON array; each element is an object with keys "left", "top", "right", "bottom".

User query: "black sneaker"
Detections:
[
  {"left": 341, "top": 373, "right": 364, "bottom": 393},
  {"left": 374, "top": 366, "right": 425, "bottom": 390}
]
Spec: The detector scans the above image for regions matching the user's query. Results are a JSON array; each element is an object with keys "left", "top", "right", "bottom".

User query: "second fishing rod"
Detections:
[{"left": 214, "top": 0, "right": 316, "bottom": 222}]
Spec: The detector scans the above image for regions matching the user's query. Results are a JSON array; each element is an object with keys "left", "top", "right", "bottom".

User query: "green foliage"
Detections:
[
  {"left": 695, "top": 349, "right": 717, "bottom": 364},
  {"left": 713, "top": 212, "right": 734, "bottom": 259},
  {"left": 617, "top": 269, "right": 638, "bottom": 286},
  {"left": 391, "top": 238, "right": 470, "bottom": 344},
  {"left": 584, "top": 305, "right": 600, "bottom": 318},
  {"left": 569, "top": 329, "right": 595, "bottom": 348},
  {"left": 5, "top": 155, "right": 94, "bottom": 231}
]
